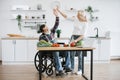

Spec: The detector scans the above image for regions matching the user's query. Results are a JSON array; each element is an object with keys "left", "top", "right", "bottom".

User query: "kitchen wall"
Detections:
[{"left": 0, "top": 0, "right": 120, "bottom": 60}]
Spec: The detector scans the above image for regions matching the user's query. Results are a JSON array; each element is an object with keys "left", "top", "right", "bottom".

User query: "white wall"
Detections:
[{"left": 0, "top": 0, "right": 120, "bottom": 60}]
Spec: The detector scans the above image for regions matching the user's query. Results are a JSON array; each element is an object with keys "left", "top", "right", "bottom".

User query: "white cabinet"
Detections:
[
  {"left": 99, "top": 39, "right": 111, "bottom": 61},
  {"left": 1, "top": 39, "right": 38, "bottom": 64},
  {"left": 2, "top": 40, "right": 27, "bottom": 63},
  {"left": 93, "top": 40, "right": 99, "bottom": 61},
  {"left": 15, "top": 40, "right": 27, "bottom": 61},
  {"left": 85, "top": 39, "right": 99, "bottom": 61},
  {"left": 85, "top": 38, "right": 111, "bottom": 63},
  {"left": 27, "top": 40, "right": 38, "bottom": 61},
  {"left": 2, "top": 40, "right": 15, "bottom": 61}
]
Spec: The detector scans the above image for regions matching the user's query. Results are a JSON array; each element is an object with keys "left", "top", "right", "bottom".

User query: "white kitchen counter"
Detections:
[
  {"left": 88, "top": 36, "right": 111, "bottom": 40},
  {"left": 0, "top": 36, "right": 111, "bottom": 64},
  {"left": 1, "top": 36, "right": 111, "bottom": 40},
  {"left": 1, "top": 37, "right": 39, "bottom": 64}
]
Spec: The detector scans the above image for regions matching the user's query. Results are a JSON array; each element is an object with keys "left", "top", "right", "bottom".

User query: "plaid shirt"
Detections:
[{"left": 39, "top": 17, "right": 59, "bottom": 43}]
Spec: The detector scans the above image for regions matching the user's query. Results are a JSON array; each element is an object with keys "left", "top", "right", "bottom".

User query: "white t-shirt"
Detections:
[{"left": 66, "top": 16, "right": 88, "bottom": 36}]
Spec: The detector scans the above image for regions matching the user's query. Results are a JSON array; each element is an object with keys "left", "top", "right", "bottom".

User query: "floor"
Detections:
[{"left": 0, "top": 60, "right": 120, "bottom": 80}]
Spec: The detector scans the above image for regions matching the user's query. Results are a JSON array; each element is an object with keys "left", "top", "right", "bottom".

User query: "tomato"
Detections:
[
  {"left": 70, "top": 42, "right": 76, "bottom": 47},
  {"left": 64, "top": 44, "right": 69, "bottom": 47},
  {"left": 52, "top": 43, "right": 60, "bottom": 47}
]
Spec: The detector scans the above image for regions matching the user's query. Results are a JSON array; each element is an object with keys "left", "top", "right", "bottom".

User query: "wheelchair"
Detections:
[{"left": 34, "top": 51, "right": 66, "bottom": 76}]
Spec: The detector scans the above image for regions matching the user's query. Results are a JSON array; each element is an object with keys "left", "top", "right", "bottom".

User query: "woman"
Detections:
[
  {"left": 37, "top": 9, "right": 71, "bottom": 76},
  {"left": 57, "top": 8, "right": 88, "bottom": 75}
]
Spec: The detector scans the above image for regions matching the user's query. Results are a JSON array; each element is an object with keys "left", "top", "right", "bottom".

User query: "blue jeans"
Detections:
[
  {"left": 70, "top": 35, "right": 82, "bottom": 71},
  {"left": 53, "top": 51, "right": 71, "bottom": 71},
  {"left": 70, "top": 51, "right": 82, "bottom": 71}
]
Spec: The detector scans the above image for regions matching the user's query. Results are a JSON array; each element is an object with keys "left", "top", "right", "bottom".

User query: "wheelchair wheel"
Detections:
[
  {"left": 46, "top": 66, "right": 54, "bottom": 76},
  {"left": 34, "top": 52, "right": 46, "bottom": 72},
  {"left": 45, "top": 57, "right": 55, "bottom": 76}
]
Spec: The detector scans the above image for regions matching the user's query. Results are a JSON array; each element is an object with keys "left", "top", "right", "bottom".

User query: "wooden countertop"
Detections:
[{"left": 37, "top": 47, "right": 95, "bottom": 51}]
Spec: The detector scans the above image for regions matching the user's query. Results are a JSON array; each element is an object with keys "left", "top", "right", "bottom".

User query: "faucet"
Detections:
[{"left": 94, "top": 27, "right": 99, "bottom": 38}]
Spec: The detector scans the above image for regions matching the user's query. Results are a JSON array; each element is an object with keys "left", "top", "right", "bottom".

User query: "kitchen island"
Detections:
[{"left": 36, "top": 47, "right": 95, "bottom": 80}]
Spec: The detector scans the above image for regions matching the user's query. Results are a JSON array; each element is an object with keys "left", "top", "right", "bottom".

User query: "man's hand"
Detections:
[
  {"left": 53, "top": 9, "right": 58, "bottom": 17},
  {"left": 56, "top": 5, "right": 60, "bottom": 12}
]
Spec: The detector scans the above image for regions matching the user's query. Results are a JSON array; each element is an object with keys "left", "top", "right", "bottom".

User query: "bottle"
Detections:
[
  {"left": 42, "top": 14, "right": 45, "bottom": 19},
  {"left": 37, "top": 4, "right": 42, "bottom": 10}
]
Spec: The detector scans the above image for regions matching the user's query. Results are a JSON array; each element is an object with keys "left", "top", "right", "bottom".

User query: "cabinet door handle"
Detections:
[{"left": 12, "top": 40, "right": 16, "bottom": 44}]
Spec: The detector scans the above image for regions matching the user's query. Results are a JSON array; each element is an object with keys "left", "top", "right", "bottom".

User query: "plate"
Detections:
[{"left": 51, "top": 1, "right": 61, "bottom": 9}]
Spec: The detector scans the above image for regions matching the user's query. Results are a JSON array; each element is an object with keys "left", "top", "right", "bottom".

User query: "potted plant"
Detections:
[
  {"left": 16, "top": 15, "right": 22, "bottom": 31},
  {"left": 85, "top": 6, "right": 98, "bottom": 22},
  {"left": 56, "top": 29, "right": 61, "bottom": 38}
]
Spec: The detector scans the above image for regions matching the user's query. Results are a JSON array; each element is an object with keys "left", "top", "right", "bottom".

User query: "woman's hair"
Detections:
[{"left": 37, "top": 24, "right": 45, "bottom": 33}]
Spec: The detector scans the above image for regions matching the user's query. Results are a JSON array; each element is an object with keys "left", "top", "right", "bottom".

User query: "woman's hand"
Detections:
[
  {"left": 74, "top": 40, "right": 78, "bottom": 43},
  {"left": 77, "top": 11, "right": 87, "bottom": 22}
]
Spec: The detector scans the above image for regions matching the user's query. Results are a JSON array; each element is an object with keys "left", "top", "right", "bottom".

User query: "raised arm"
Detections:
[
  {"left": 50, "top": 9, "right": 59, "bottom": 38},
  {"left": 56, "top": 7, "right": 67, "bottom": 19},
  {"left": 74, "top": 35, "right": 84, "bottom": 43}
]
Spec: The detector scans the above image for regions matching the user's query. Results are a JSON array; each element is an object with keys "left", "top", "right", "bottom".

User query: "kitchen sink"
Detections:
[
  {"left": 88, "top": 36, "right": 106, "bottom": 39},
  {"left": 89, "top": 36, "right": 97, "bottom": 38}
]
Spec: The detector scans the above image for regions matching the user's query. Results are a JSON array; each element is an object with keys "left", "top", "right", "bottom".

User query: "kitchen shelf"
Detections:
[
  {"left": 10, "top": 6, "right": 47, "bottom": 31},
  {"left": 11, "top": 18, "right": 46, "bottom": 20},
  {"left": 11, "top": 19, "right": 46, "bottom": 23},
  {"left": 65, "top": 9, "right": 78, "bottom": 13},
  {"left": 11, "top": 9, "right": 46, "bottom": 12},
  {"left": 24, "top": 21, "right": 46, "bottom": 24}
]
